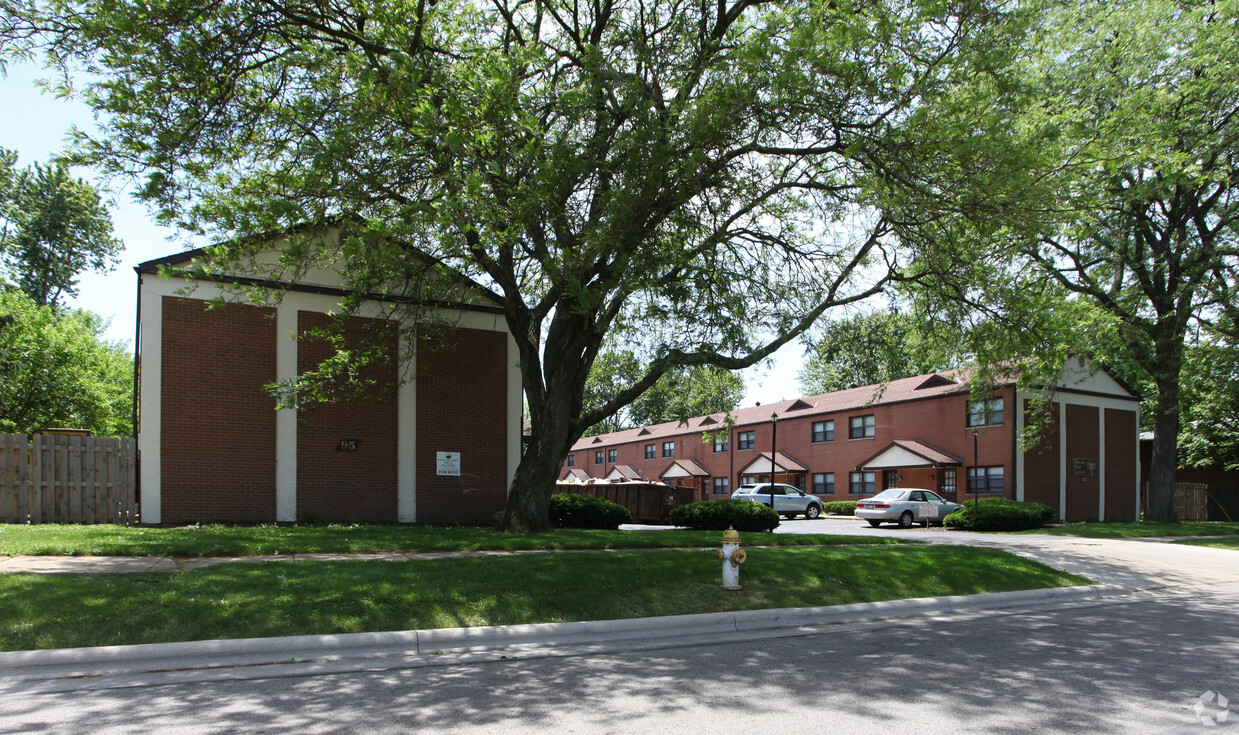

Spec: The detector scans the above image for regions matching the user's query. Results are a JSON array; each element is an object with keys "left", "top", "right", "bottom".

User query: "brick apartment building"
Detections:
[
  {"left": 563, "top": 359, "right": 1141, "bottom": 522},
  {"left": 136, "top": 241, "right": 523, "bottom": 525}
]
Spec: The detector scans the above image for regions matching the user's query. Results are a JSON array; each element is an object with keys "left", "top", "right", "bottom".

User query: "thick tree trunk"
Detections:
[
  {"left": 1145, "top": 383, "right": 1181, "bottom": 523},
  {"left": 497, "top": 361, "right": 582, "bottom": 533},
  {"left": 497, "top": 446, "right": 561, "bottom": 533}
]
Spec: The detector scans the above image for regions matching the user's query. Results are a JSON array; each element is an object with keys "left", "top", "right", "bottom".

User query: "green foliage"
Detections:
[
  {"left": 582, "top": 349, "right": 745, "bottom": 436},
  {"left": 799, "top": 309, "right": 956, "bottom": 395},
  {"left": 10, "top": 0, "right": 1022, "bottom": 531},
  {"left": 943, "top": 497, "right": 1055, "bottom": 532},
  {"left": 895, "top": 0, "right": 1239, "bottom": 522},
  {"left": 668, "top": 499, "right": 780, "bottom": 533},
  {"left": 0, "top": 150, "right": 122, "bottom": 307},
  {"left": 549, "top": 493, "right": 632, "bottom": 530},
  {"left": 0, "top": 291, "right": 133, "bottom": 435},
  {"left": 1178, "top": 329, "right": 1239, "bottom": 471},
  {"left": 822, "top": 501, "right": 857, "bottom": 516}
]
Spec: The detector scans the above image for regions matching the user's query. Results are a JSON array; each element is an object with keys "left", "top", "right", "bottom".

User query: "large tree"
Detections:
[
  {"left": 797, "top": 308, "right": 954, "bottom": 395},
  {"left": 581, "top": 350, "right": 744, "bottom": 435},
  {"left": 12, "top": 0, "right": 1014, "bottom": 530},
  {"left": 891, "top": 0, "right": 1239, "bottom": 521},
  {"left": 0, "top": 290, "right": 133, "bottom": 435},
  {"left": 0, "top": 149, "right": 122, "bottom": 307}
]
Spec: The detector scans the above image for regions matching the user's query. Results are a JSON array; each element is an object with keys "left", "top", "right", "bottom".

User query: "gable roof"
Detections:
[
  {"left": 571, "top": 368, "right": 978, "bottom": 451},
  {"left": 738, "top": 451, "right": 808, "bottom": 476},
  {"left": 857, "top": 440, "right": 962, "bottom": 470},
  {"left": 606, "top": 464, "right": 646, "bottom": 481},
  {"left": 137, "top": 224, "right": 504, "bottom": 314},
  {"left": 660, "top": 459, "right": 711, "bottom": 479}
]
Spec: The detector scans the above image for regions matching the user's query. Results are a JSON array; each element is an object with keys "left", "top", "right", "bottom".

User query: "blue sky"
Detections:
[{"left": 1, "top": 60, "right": 805, "bottom": 406}]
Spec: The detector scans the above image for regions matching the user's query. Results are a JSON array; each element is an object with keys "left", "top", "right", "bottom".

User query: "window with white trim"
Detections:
[
  {"left": 849, "top": 471, "right": 876, "bottom": 495},
  {"left": 967, "top": 398, "right": 1005, "bottom": 428},
  {"left": 967, "top": 466, "right": 1004, "bottom": 493},
  {"left": 849, "top": 415, "right": 875, "bottom": 439},
  {"left": 812, "top": 472, "right": 835, "bottom": 495},
  {"left": 812, "top": 420, "right": 834, "bottom": 443}
]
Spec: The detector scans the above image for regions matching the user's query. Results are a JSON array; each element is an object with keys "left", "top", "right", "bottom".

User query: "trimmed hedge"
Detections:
[
  {"left": 668, "top": 499, "right": 780, "bottom": 532},
  {"left": 943, "top": 497, "right": 1056, "bottom": 531},
  {"left": 550, "top": 493, "right": 632, "bottom": 530},
  {"left": 823, "top": 501, "right": 857, "bottom": 516}
]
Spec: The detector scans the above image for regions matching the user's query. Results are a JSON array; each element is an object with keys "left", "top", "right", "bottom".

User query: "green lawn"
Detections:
[
  {"left": 1021, "top": 521, "right": 1239, "bottom": 538},
  {"left": 1172, "top": 537, "right": 1239, "bottom": 550},
  {"left": 0, "top": 545, "right": 1090, "bottom": 651},
  {"left": 0, "top": 523, "right": 913, "bottom": 557}
]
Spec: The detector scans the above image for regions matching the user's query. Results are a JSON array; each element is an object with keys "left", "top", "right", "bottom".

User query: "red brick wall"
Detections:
[
  {"left": 416, "top": 328, "right": 509, "bottom": 524},
  {"left": 1105, "top": 408, "right": 1138, "bottom": 521},
  {"left": 295, "top": 311, "right": 399, "bottom": 523},
  {"left": 568, "top": 389, "right": 1017, "bottom": 504},
  {"left": 159, "top": 297, "right": 277, "bottom": 523},
  {"left": 1023, "top": 400, "right": 1061, "bottom": 512},
  {"left": 1065, "top": 404, "right": 1101, "bottom": 522}
]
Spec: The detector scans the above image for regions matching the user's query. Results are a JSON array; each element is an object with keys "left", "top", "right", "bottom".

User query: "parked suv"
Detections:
[{"left": 731, "top": 483, "right": 824, "bottom": 520}]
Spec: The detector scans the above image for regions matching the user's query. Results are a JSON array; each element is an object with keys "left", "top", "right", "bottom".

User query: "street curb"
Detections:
[{"left": 0, "top": 583, "right": 1126, "bottom": 685}]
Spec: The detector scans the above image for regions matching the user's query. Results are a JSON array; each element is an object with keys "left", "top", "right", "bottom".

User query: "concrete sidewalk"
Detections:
[{"left": 0, "top": 547, "right": 696, "bottom": 574}]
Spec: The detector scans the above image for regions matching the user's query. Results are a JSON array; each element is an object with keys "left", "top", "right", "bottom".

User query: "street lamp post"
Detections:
[
  {"left": 972, "top": 428, "right": 980, "bottom": 512},
  {"left": 769, "top": 412, "right": 779, "bottom": 512}
]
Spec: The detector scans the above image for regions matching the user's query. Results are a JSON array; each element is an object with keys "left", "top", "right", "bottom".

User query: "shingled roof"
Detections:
[{"left": 571, "top": 367, "right": 987, "bottom": 451}]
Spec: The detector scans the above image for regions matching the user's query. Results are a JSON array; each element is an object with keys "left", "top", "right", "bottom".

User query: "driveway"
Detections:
[{"left": 771, "top": 515, "right": 1239, "bottom": 591}]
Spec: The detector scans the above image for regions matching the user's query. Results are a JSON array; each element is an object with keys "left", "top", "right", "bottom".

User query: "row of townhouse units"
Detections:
[{"left": 562, "top": 359, "right": 1142, "bottom": 523}]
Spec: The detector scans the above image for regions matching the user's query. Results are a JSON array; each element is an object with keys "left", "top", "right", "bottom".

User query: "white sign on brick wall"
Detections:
[{"left": 436, "top": 451, "right": 461, "bottom": 476}]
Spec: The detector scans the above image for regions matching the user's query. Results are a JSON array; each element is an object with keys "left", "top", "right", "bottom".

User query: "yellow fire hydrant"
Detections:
[{"left": 716, "top": 526, "right": 747, "bottom": 590}]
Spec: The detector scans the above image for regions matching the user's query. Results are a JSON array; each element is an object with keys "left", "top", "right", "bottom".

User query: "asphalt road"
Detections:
[{"left": 1, "top": 585, "right": 1235, "bottom": 734}]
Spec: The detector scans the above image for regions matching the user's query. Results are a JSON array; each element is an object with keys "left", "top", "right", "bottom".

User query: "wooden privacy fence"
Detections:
[
  {"left": 557, "top": 481, "right": 697, "bottom": 523},
  {"left": 0, "top": 434, "right": 138, "bottom": 524}
]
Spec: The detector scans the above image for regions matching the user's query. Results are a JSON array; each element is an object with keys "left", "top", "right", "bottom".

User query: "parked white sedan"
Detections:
[{"left": 855, "top": 488, "right": 965, "bottom": 528}]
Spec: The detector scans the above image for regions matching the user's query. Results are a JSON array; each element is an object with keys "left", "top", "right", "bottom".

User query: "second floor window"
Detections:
[
  {"left": 812, "top": 420, "right": 834, "bottom": 443},
  {"left": 967, "top": 398, "right": 1005, "bottom": 428},
  {"left": 849, "top": 415, "right": 875, "bottom": 439},
  {"left": 663, "top": 441, "right": 675, "bottom": 458},
  {"left": 645, "top": 444, "right": 656, "bottom": 460},
  {"left": 608, "top": 449, "right": 617, "bottom": 463},
  {"left": 594, "top": 450, "right": 604, "bottom": 464},
  {"left": 737, "top": 431, "right": 755, "bottom": 450},
  {"left": 566, "top": 455, "right": 575, "bottom": 467},
  {"left": 713, "top": 435, "right": 728, "bottom": 453}
]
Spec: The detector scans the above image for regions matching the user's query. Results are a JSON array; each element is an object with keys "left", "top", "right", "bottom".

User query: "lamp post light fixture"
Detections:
[
  {"left": 972, "top": 427, "right": 980, "bottom": 512},
  {"left": 769, "top": 412, "right": 779, "bottom": 512}
]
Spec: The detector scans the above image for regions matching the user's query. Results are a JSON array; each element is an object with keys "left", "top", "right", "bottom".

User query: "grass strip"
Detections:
[
  {"left": 1020, "top": 521, "right": 1239, "bottom": 538},
  {"left": 1170, "top": 537, "right": 1239, "bottom": 550},
  {"left": 0, "top": 523, "right": 909, "bottom": 558},
  {"left": 0, "top": 546, "right": 1089, "bottom": 651}
]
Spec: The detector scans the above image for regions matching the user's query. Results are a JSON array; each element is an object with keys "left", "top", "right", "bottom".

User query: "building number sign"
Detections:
[{"left": 337, "top": 439, "right": 360, "bottom": 452}]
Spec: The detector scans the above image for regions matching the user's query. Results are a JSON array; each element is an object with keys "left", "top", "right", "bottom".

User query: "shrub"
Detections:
[
  {"left": 668, "top": 499, "right": 780, "bottom": 532},
  {"left": 549, "top": 493, "right": 632, "bottom": 529},
  {"left": 823, "top": 501, "right": 857, "bottom": 516},
  {"left": 943, "top": 497, "right": 1053, "bottom": 532}
]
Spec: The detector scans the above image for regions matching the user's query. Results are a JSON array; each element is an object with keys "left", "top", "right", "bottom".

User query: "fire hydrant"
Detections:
[{"left": 716, "top": 526, "right": 747, "bottom": 590}]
